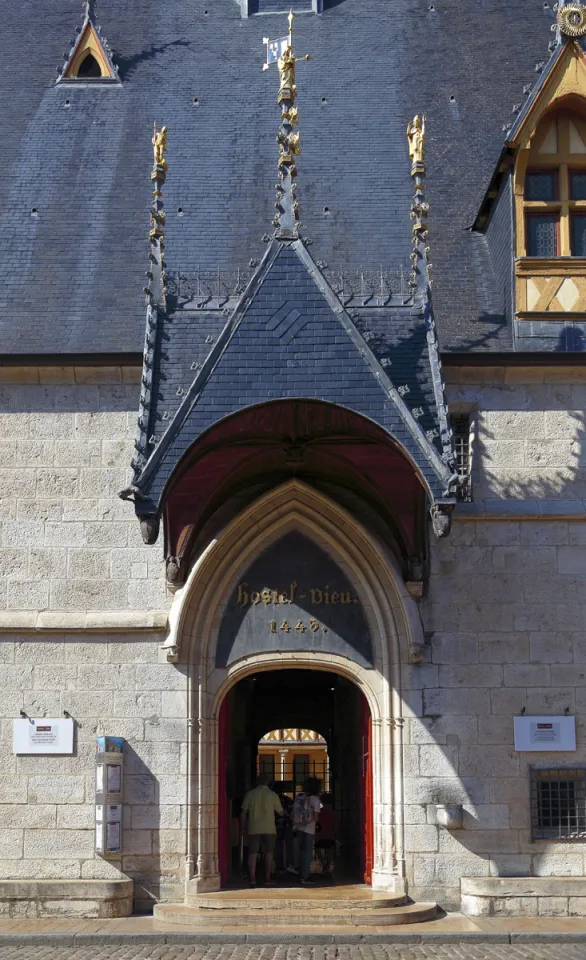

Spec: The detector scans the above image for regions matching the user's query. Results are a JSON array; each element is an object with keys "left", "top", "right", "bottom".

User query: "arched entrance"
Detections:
[
  {"left": 171, "top": 480, "right": 424, "bottom": 897},
  {"left": 217, "top": 668, "right": 374, "bottom": 887}
]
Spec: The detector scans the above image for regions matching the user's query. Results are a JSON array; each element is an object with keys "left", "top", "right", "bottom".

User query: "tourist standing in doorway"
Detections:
[
  {"left": 241, "top": 773, "right": 283, "bottom": 887},
  {"left": 315, "top": 792, "right": 339, "bottom": 880},
  {"left": 293, "top": 777, "right": 321, "bottom": 885},
  {"left": 273, "top": 785, "right": 296, "bottom": 876}
]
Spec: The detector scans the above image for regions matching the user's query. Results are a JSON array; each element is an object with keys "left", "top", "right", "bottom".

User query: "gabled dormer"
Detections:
[
  {"left": 57, "top": 0, "right": 119, "bottom": 84},
  {"left": 513, "top": 37, "right": 586, "bottom": 322},
  {"left": 475, "top": 6, "right": 586, "bottom": 348}
]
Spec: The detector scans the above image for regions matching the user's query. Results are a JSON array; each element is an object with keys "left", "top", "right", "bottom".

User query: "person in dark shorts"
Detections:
[
  {"left": 315, "top": 792, "right": 338, "bottom": 878},
  {"left": 241, "top": 773, "right": 283, "bottom": 887},
  {"left": 293, "top": 777, "right": 321, "bottom": 885},
  {"left": 273, "top": 785, "right": 296, "bottom": 875}
]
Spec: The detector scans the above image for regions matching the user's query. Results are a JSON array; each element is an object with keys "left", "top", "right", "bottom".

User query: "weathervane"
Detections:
[{"left": 263, "top": 11, "right": 310, "bottom": 238}]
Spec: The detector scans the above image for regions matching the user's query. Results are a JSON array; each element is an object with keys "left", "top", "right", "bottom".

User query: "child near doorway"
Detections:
[{"left": 315, "top": 792, "right": 338, "bottom": 880}]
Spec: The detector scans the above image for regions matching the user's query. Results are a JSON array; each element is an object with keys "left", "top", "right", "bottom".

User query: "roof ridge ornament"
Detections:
[
  {"left": 554, "top": 2, "right": 586, "bottom": 37},
  {"left": 407, "top": 115, "right": 430, "bottom": 293},
  {"left": 263, "top": 11, "right": 310, "bottom": 239},
  {"left": 406, "top": 114, "right": 459, "bottom": 509},
  {"left": 128, "top": 123, "right": 169, "bottom": 505}
]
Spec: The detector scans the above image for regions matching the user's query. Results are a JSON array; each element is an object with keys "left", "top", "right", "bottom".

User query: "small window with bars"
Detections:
[
  {"left": 450, "top": 413, "right": 473, "bottom": 502},
  {"left": 530, "top": 768, "right": 586, "bottom": 841}
]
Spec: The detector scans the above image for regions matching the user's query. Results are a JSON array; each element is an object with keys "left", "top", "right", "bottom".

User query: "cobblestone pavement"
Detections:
[{"left": 2, "top": 945, "right": 586, "bottom": 960}]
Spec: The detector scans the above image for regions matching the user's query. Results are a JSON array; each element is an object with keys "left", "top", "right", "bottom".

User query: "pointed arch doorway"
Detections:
[
  {"left": 173, "top": 480, "right": 424, "bottom": 896},
  {"left": 217, "top": 667, "right": 374, "bottom": 887}
]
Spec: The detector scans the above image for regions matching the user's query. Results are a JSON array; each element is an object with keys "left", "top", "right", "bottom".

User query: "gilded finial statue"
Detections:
[
  {"left": 278, "top": 47, "right": 297, "bottom": 103},
  {"left": 152, "top": 124, "right": 168, "bottom": 171},
  {"left": 264, "top": 9, "right": 310, "bottom": 236},
  {"left": 407, "top": 114, "right": 426, "bottom": 172}
]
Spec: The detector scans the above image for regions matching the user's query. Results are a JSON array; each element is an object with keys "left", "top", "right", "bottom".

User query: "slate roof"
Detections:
[
  {"left": 129, "top": 239, "right": 455, "bottom": 513},
  {"left": 0, "top": 0, "right": 569, "bottom": 357}
]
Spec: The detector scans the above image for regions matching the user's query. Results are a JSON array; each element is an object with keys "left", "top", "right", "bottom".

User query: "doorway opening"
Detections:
[
  {"left": 258, "top": 728, "right": 330, "bottom": 792},
  {"left": 218, "top": 668, "right": 373, "bottom": 887}
]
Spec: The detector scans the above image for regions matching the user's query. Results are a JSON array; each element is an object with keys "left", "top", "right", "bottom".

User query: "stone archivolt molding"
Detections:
[{"left": 164, "top": 479, "right": 424, "bottom": 896}]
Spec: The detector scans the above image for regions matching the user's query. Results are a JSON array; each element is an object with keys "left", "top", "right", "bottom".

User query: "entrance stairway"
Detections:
[{"left": 154, "top": 884, "right": 437, "bottom": 928}]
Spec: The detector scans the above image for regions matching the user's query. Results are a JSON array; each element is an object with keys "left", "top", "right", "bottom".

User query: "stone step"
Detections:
[
  {"left": 153, "top": 901, "right": 438, "bottom": 927},
  {"left": 185, "top": 893, "right": 406, "bottom": 911}
]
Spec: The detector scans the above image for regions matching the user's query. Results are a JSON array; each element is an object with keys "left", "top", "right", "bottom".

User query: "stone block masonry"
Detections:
[
  {"left": 0, "top": 369, "right": 177, "bottom": 912},
  {"left": 1, "top": 366, "right": 586, "bottom": 914},
  {"left": 404, "top": 369, "right": 586, "bottom": 911},
  {"left": 0, "top": 632, "right": 187, "bottom": 913},
  {"left": 0, "top": 370, "right": 169, "bottom": 626}
]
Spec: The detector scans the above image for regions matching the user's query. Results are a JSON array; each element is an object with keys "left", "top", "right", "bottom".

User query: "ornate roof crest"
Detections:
[{"left": 556, "top": 2, "right": 586, "bottom": 37}]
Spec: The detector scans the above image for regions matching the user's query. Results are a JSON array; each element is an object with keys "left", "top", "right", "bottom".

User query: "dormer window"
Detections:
[
  {"left": 57, "top": 7, "right": 119, "bottom": 84},
  {"left": 522, "top": 112, "right": 586, "bottom": 257}
]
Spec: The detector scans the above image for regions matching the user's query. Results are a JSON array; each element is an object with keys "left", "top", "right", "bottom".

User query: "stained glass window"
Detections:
[
  {"left": 571, "top": 215, "right": 586, "bottom": 256},
  {"left": 526, "top": 215, "right": 559, "bottom": 257},
  {"left": 525, "top": 172, "right": 557, "bottom": 202},
  {"left": 570, "top": 172, "right": 586, "bottom": 201}
]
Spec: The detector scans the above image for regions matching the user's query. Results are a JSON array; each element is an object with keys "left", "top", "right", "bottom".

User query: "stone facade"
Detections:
[
  {"left": 0, "top": 367, "right": 167, "bottom": 627},
  {"left": 0, "top": 368, "right": 176, "bottom": 913},
  {"left": 1, "top": 365, "right": 586, "bottom": 914},
  {"left": 405, "top": 366, "right": 586, "bottom": 908}
]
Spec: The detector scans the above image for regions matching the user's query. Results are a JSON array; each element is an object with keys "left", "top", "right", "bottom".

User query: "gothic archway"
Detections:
[{"left": 168, "top": 480, "right": 423, "bottom": 895}]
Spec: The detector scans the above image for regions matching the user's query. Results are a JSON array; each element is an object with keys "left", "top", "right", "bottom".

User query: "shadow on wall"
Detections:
[
  {"left": 470, "top": 325, "right": 586, "bottom": 501},
  {"left": 409, "top": 321, "right": 586, "bottom": 894},
  {"left": 122, "top": 743, "right": 164, "bottom": 914}
]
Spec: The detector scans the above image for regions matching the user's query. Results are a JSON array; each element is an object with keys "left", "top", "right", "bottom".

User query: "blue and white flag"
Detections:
[{"left": 263, "top": 36, "right": 289, "bottom": 69}]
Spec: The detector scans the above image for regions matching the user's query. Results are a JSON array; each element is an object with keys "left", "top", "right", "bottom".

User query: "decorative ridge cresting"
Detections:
[
  {"left": 57, "top": 0, "right": 120, "bottom": 83},
  {"left": 407, "top": 114, "right": 458, "bottom": 526},
  {"left": 554, "top": 1, "right": 586, "bottom": 41},
  {"left": 263, "top": 12, "right": 310, "bottom": 239},
  {"left": 129, "top": 124, "right": 169, "bottom": 510}
]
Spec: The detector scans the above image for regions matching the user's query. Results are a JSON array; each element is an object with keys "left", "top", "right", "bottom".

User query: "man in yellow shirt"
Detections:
[{"left": 241, "top": 774, "right": 283, "bottom": 887}]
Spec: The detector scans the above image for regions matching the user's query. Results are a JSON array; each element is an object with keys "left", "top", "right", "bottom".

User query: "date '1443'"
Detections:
[{"left": 269, "top": 619, "right": 328, "bottom": 634}]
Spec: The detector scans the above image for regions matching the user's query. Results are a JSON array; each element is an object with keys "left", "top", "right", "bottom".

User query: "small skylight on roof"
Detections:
[
  {"left": 240, "top": 0, "right": 321, "bottom": 14},
  {"left": 57, "top": 0, "right": 119, "bottom": 84}
]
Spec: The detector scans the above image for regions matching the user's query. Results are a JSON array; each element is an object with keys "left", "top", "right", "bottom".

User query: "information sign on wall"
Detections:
[
  {"left": 514, "top": 715, "right": 576, "bottom": 752},
  {"left": 13, "top": 718, "right": 74, "bottom": 755}
]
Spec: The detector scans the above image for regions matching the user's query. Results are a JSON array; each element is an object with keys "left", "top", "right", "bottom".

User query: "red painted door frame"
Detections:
[
  {"left": 218, "top": 693, "right": 231, "bottom": 886},
  {"left": 360, "top": 694, "right": 374, "bottom": 885}
]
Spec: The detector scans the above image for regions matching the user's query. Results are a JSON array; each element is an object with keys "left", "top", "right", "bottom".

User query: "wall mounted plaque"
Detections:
[
  {"left": 13, "top": 718, "right": 74, "bottom": 755},
  {"left": 514, "top": 715, "right": 576, "bottom": 752}
]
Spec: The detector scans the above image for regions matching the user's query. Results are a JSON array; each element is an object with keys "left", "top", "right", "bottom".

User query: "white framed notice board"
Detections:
[
  {"left": 13, "top": 718, "right": 74, "bottom": 755},
  {"left": 514, "top": 715, "right": 576, "bottom": 752}
]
